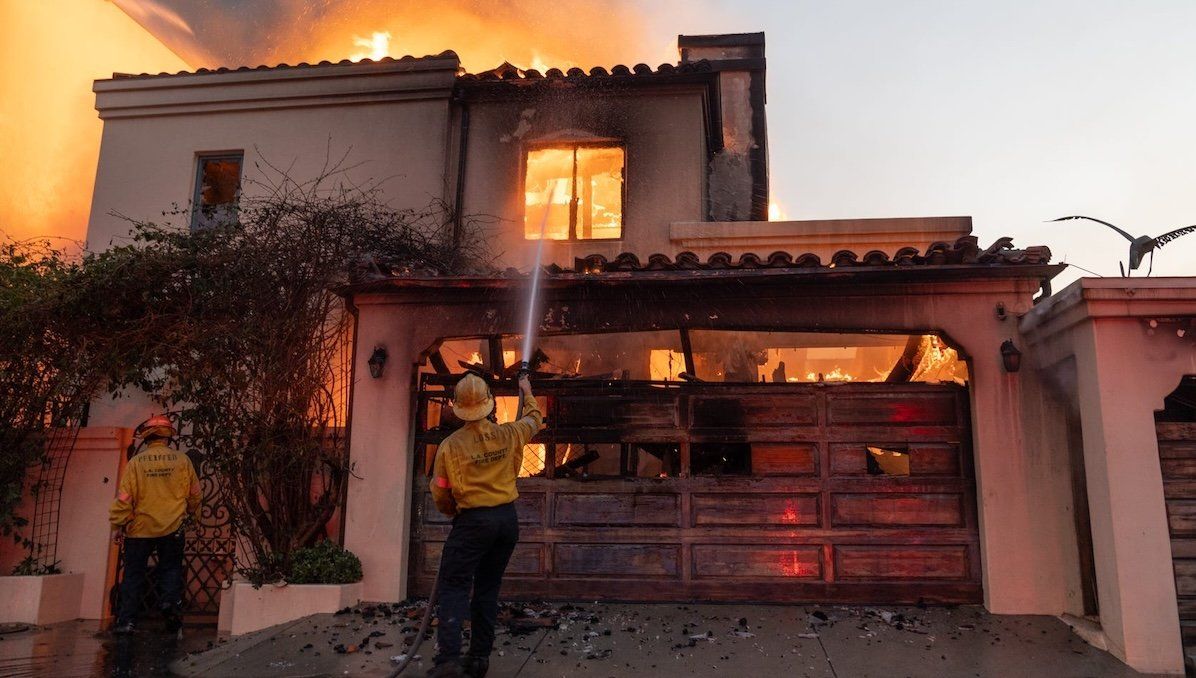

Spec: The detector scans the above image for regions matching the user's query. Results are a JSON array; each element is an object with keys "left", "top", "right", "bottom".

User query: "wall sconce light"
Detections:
[
  {"left": 1000, "top": 340, "right": 1022, "bottom": 373},
  {"left": 368, "top": 346, "right": 388, "bottom": 379}
]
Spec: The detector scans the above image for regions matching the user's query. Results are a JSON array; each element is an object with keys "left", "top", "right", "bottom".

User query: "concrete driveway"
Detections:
[{"left": 168, "top": 603, "right": 1161, "bottom": 678}]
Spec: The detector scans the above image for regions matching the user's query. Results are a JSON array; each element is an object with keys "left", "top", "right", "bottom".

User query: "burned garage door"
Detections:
[{"left": 410, "top": 331, "right": 980, "bottom": 604}]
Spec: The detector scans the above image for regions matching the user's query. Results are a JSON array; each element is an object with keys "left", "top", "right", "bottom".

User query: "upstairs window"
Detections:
[
  {"left": 524, "top": 145, "right": 624, "bottom": 240},
  {"left": 191, "top": 153, "right": 243, "bottom": 231}
]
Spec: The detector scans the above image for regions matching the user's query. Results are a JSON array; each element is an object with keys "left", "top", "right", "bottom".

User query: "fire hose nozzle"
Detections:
[{"left": 517, "top": 361, "right": 531, "bottom": 378}]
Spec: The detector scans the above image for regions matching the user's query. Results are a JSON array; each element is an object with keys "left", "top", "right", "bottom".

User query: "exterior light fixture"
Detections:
[
  {"left": 368, "top": 346, "right": 388, "bottom": 379},
  {"left": 1000, "top": 340, "right": 1022, "bottom": 373}
]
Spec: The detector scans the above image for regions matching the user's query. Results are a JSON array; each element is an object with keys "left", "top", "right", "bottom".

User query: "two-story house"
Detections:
[{"left": 76, "top": 32, "right": 1196, "bottom": 674}]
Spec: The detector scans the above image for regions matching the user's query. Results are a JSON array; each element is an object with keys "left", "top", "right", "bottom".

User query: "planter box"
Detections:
[
  {"left": 0, "top": 573, "right": 84, "bottom": 625},
  {"left": 217, "top": 580, "right": 362, "bottom": 636}
]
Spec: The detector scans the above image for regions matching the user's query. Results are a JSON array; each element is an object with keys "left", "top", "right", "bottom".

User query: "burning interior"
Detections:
[{"left": 418, "top": 329, "right": 968, "bottom": 479}]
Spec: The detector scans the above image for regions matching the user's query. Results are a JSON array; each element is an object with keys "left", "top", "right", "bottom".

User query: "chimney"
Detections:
[{"left": 678, "top": 32, "right": 768, "bottom": 222}]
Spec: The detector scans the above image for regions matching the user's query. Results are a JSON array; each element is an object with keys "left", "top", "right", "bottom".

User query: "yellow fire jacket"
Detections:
[
  {"left": 109, "top": 441, "right": 202, "bottom": 537},
  {"left": 431, "top": 393, "right": 544, "bottom": 516}
]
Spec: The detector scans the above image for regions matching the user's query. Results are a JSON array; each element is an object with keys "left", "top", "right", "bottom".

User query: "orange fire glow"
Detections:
[
  {"left": 0, "top": 0, "right": 191, "bottom": 244},
  {"left": 349, "top": 31, "right": 392, "bottom": 62},
  {"left": 272, "top": 1, "right": 668, "bottom": 74}
]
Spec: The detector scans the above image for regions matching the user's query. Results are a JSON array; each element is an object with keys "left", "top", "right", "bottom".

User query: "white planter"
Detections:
[
  {"left": 0, "top": 573, "right": 84, "bottom": 625},
  {"left": 217, "top": 580, "right": 362, "bottom": 636}
]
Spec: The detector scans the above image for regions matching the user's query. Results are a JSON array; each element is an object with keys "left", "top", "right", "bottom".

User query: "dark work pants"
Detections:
[
  {"left": 118, "top": 528, "right": 186, "bottom": 624},
  {"left": 435, "top": 502, "right": 519, "bottom": 664}
]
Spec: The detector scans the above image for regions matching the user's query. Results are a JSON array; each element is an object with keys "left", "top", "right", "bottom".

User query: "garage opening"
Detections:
[
  {"left": 1156, "top": 376, "right": 1196, "bottom": 649},
  {"left": 410, "top": 329, "right": 980, "bottom": 604}
]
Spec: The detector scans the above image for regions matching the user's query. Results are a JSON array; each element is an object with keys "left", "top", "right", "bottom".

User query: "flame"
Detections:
[
  {"left": 805, "top": 367, "right": 855, "bottom": 382},
  {"left": 910, "top": 335, "right": 967, "bottom": 384},
  {"left": 350, "top": 31, "right": 392, "bottom": 61},
  {"left": 266, "top": 1, "right": 667, "bottom": 74},
  {"left": 0, "top": 1, "right": 191, "bottom": 243},
  {"left": 528, "top": 52, "right": 553, "bottom": 73},
  {"left": 520, "top": 444, "right": 546, "bottom": 478},
  {"left": 768, "top": 201, "right": 787, "bottom": 221}
]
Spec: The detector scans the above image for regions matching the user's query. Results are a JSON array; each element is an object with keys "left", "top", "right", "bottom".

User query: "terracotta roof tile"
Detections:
[
  {"left": 457, "top": 60, "right": 714, "bottom": 84},
  {"left": 542, "top": 236, "right": 1052, "bottom": 276},
  {"left": 109, "top": 51, "right": 461, "bottom": 80}
]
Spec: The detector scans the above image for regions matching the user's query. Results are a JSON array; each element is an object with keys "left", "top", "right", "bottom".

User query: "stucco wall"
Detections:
[
  {"left": 1021, "top": 278, "right": 1196, "bottom": 674},
  {"left": 461, "top": 90, "right": 709, "bottom": 269},
  {"left": 86, "top": 61, "right": 459, "bottom": 250},
  {"left": 344, "top": 273, "right": 1081, "bottom": 616}
]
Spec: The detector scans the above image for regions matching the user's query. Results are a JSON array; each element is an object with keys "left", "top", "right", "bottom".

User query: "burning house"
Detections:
[{"left": 59, "top": 31, "right": 1196, "bottom": 674}]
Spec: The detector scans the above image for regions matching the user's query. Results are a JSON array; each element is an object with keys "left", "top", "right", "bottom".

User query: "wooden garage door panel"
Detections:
[
  {"left": 1168, "top": 501, "right": 1196, "bottom": 536},
  {"left": 692, "top": 493, "right": 820, "bottom": 526},
  {"left": 555, "top": 544, "right": 679, "bottom": 577},
  {"left": 692, "top": 544, "right": 822, "bottom": 579},
  {"left": 692, "top": 395, "right": 817, "bottom": 428},
  {"left": 836, "top": 545, "right": 969, "bottom": 580},
  {"left": 422, "top": 492, "right": 545, "bottom": 526},
  {"left": 1173, "top": 559, "right": 1196, "bottom": 596},
  {"left": 422, "top": 541, "right": 544, "bottom": 576},
  {"left": 1162, "top": 459, "right": 1196, "bottom": 479},
  {"left": 556, "top": 394, "right": 677, "bottom": 429},
  {"left": 412, "top": 382, "right": 980, "bottom": 604},
  {"left": 752, "top": 443, "right": 818, "bottom": 476},
  {"left": 828, "top": 393, "right": 959, "bottom": 426},
  {"left": 832, "top": 493, "right": 964, "bottom": 527},
  {"left": 830, "top": 444, "right": 961, "bottom": 476},
  {"left": 554, "top": 493, "right": 679, "bottom": 526}
]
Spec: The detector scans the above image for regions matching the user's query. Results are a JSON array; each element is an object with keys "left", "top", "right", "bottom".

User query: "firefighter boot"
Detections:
[
  {"left": 462, "top": 655, "right": 489, "bottom": 677},
  {"left": 425, "top": 659, "right": 466, "bottom": 678}
]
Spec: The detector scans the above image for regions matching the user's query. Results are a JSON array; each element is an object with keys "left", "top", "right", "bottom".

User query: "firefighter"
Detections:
[
  {"left": 428, "top": 373, "right": 544, "bottom": 678},
  {"left": 109, "top": 415, "right": 201, "bottom": 635}
]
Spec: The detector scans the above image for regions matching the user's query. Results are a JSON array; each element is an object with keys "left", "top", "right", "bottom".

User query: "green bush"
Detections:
[{"left": 287, "top": 541, "right": 362, "bottom": 585}]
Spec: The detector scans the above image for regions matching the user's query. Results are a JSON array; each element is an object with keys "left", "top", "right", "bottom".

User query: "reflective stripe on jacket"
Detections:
[
  {"left": 109, "top": 441, "right": 202, "bottom": 537},
  {"left": 431, "top": 393, "right": 544, "bottom": 516}
]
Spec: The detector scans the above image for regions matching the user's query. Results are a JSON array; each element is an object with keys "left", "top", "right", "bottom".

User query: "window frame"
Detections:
[
  {"left": 521, "top": 141, "right": 626, "bottom": 242},
  {"left": 190, "top": 151, "right": 245, "bottom": 232}
]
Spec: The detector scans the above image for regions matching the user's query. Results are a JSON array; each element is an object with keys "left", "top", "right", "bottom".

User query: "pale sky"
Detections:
[
  {"left": 655, "top": 0, "right": 1196, "bottom": 283},
  {"left": 160, "top": 0, "right": 1195, "bottom": 285},
  {"left": 18, "top": 0, "right": 1192, "bottom": 285}
]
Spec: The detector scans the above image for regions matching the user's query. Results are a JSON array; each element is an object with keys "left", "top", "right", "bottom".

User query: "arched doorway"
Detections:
[{"left": 408, "top": 328, "right": 982, "bottom": 604}]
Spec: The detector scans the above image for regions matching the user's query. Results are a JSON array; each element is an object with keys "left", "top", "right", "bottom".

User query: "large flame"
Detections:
[
  {"left": 0, "top": 0, "right": 191, "bottom": 244},
  {"left": 261, "top": 1, "right": 668, "bottom": 74}
]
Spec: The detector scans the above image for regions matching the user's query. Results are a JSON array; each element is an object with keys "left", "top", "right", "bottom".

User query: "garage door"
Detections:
[{"left": 411, "top": 380, "right": 980, "bottom": 604}]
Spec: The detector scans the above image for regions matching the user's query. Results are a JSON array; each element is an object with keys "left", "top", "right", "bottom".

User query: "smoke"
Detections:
[
  {"left": 154, "top": 0, "right": 673, "bottom": 72},
  {"left": 0, "top": 0, "right": 190, "bottom": 244},
  {"left": 111, "top": 0, "right": 221, "bottom": 67}
]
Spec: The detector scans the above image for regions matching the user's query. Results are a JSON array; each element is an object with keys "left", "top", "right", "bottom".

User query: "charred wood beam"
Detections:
[
  {"left": 679, "top": 328, "right": 696, "bottom": 375},
  {"left": 429, "top": 351, "right": 450, "bottom": 375}
]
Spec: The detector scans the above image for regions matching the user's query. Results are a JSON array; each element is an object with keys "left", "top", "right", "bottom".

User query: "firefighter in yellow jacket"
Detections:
[
  {"left": 428, "top": 373, "right": 543, "bottom": 678},
  {"left": 109, "top": 415, "right": 201, "bottom": 634}
]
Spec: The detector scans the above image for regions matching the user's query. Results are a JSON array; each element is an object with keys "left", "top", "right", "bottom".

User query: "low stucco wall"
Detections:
[
  {"left": 218, "top": 581, "right": 362, "bottom": 636},
  {"left": 0, "top": 428, "right": 125, "bottom": 620},
  {"left": 0, "top": 573, "right": 84, "bottom": 625}
]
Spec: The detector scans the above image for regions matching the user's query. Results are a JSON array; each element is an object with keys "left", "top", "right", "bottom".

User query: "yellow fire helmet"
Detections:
[
  {"left": 452, "top": 373, "right": 495, "bottom": 422},
  {"left": 135, "top": 414, "right": 177, "bottom": 440}
]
